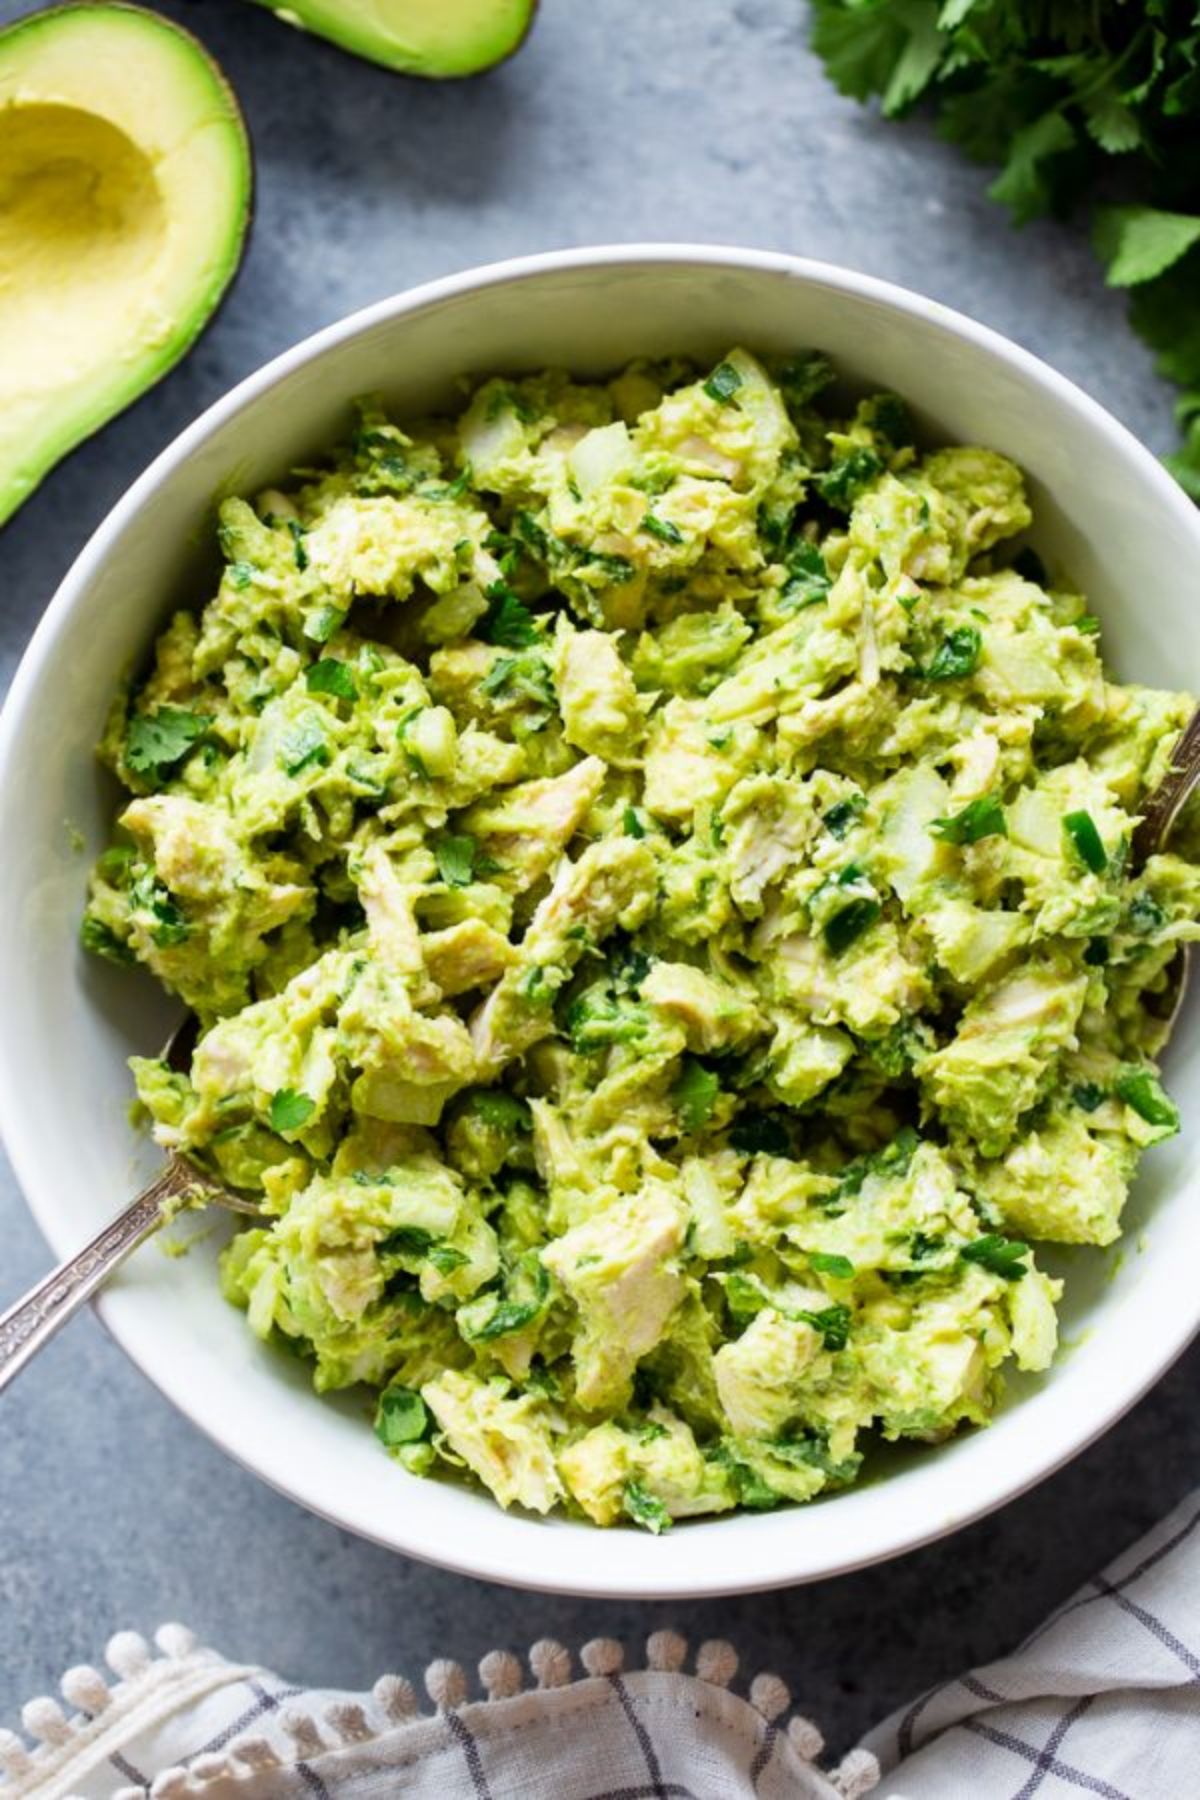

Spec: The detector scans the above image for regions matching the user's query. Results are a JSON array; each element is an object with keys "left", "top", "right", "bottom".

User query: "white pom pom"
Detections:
[
  {"left": 106, "top": 1632, "right": 151, "bottom": 1680},
  {"left": 282, "top": 1709, "right": 326, "bottom": 1757},
  {"left": 787, "top": 1713, "right": 825, "bottom": 1761},
  {"left": 529, "top": 1639, "right": 571, "bottom": 1688},
  {"left": 149, "top": 1770, "right": 191, "bottom": 1797},
  {"left": 325, "top": 1701, "right": 372, "bottom": 1743},
  {"left": 479, "top": 1649, "right": 523, "bottom": 1699},
  {"left": 61, "top": 1665, "right": 109, "bottom": 1715},
  {"left": 112, "top": 1787, "right": 145, "bottom": 1799},
  {"left": 155, "top": 1623, "right": 198, "bottom": 1660},
  {"left": 580, "top": 1638, "right": 624, "bottom": 1678},
  {"left": 749, "top": 1672, "right": 791, "bottom": 1722},
  {"left": 645, "top": 1630, "right": 687, "bottom": 1673},
  {"left": 695, "top": 1639, "right": 738, "bottom": 1687},
  {"left": 833, "top": 1747, "right": 882, "bottom": 1798},
  {"left": 0, "top": 1729, "right": 33, "bottom": 1778},
  {"left": 189, "top": 1752, "right": 231, "bottom": 1783},
  {"left": 231, "top": 1738, "right": 281, "bottom": 1770},
  {"left": 372, "top": 1673, "right": 418, "bottom": 1723},
  {"left": 21, "top": 1696, "right": 72, "bottom": 1746},
  {"left": 425, "top": 1658, "right": 468, "bottom": 1710}
]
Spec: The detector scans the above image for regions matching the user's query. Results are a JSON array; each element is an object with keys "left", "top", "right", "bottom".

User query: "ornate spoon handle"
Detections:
[
  {"left": 0, "top": 1160, "right": 191, "bottom": 1394},
  {"left": 1132, "top": 704, "right": 1200, "bottom": 869}
]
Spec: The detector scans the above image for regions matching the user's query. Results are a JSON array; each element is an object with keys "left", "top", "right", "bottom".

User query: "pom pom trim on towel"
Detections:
[{"left": 1, "top": 1622, "right": 880, "bottom": 1798}]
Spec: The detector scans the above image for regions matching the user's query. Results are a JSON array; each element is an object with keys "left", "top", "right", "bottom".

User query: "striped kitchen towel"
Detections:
[{"left": 3, "top": 1489, "right": 1198, "bottom": 1799}]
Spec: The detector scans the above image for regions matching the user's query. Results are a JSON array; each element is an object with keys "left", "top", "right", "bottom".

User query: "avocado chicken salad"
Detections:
[{"left": 83, "top": 347, "right": 1200, "bottom": 1529}]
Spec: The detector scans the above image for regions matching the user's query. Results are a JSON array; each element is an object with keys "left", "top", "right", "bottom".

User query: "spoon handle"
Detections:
[
  {"left": 0, "top": 1160, "right": 188, "bottom": 1394},
  {"left": 1133, "top": 704, "right": 1200, "bottom": 870}
]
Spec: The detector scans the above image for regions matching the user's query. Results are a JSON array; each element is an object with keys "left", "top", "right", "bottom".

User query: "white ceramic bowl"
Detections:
[{"left": 3, "top": 246, "right": 1199, "bottom": 1598}]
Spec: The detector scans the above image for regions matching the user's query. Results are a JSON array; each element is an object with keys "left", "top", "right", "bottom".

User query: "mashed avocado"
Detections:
[{"left": 84, "top": 348, "right": 1200, "bottom": 1528}]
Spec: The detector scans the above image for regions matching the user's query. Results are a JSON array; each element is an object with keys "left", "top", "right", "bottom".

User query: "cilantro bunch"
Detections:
[{"left": 809, "top": 0, "right": 1200, "bottom": 496}]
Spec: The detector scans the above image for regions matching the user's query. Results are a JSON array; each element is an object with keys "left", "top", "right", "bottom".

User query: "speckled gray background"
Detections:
[{"left": 1, "top": 0, "right": 1196, "bottom": 1757}]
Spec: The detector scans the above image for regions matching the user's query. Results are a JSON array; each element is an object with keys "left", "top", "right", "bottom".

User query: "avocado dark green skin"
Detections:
[{"left": 0, "top": 4, "right": 254, "bottom": 530}]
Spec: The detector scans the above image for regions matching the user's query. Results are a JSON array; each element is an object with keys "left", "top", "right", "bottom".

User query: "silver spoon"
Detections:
[{"left": 0, "top": 1018, "right": 261, "bottom": 1393}]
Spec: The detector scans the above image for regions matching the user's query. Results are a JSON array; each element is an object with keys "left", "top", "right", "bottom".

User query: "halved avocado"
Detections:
[
  {"left": 0, "top": 4, "right": 252, "bottom": 527},
  {"left": 253, "top": 0, "right": 538, "bottom": 77}
]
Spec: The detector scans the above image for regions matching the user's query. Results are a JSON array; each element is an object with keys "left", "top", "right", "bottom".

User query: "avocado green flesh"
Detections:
[
  {"left": 256, "top": 0, "right": 537, "bottom": 76},
  {"left": 84, "top": 350, "right": 1200, "bottom": 1528},
  {"left": 0, "top": 4, "right": 251, "bottom": 527}
]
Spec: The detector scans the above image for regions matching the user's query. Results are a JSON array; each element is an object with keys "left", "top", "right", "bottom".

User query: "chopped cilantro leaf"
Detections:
[
  {"left": 374, "top": 1386, "right": 429, "bottom": 1448},
  {"left": 129, "top": 872, "right": 189, "bottom": 947},
  {"left": 713, "top": 1444, "right": 781, "bottom": 1510},
  {"left": 435, "top": 833, "right": 477, "bottom": 889},
  {"left": 623, "top": 806, "right": 646, "bottom": 839},
  {"left": 464, "top": 1263, "right": 550, "bottom": 1341},
  {"left": 835, "top": 1127, "right": 920, "bottom": 1200},
  {"left": 771, "top": 1430, "right": 862, "bottom": 1485},
  {"left": 797, "top": 1302, "right": 852, "bottom": 1350},
  {"left": 80, "top": 914, "right": 133, "bottom": 964},
  {"left": 1073, "top": 1082, "right": 1107, "bottom": 1113},
  {"left": 575, "top": 546, "right": 636, "bottom": 584},
  {"left": 641, "top": 512, "right": 684, "bottom": 545},
  {"left": 623, "top": 1479, "right": 672, "bottom": 1533},
  {"left": 270, "top": 1089, "right": 316, "bottom": 1133},
  {"left": 817, "top": 447, "right": 883, "bottom": 508},
  {"left": 783, "top": 539, "right": 832, "bottom": 607},
  {"left": 923, "top": 625, "right": 982, "bottom": 682},
  {"left": 125, "top": 706, "right": 207, "bottom": 778},
  {"left": 1115, "top": 1067, "right": 1180, "bottom": 1133},
  {"left": 673, "top": 1057, "right": 720, "bottom": 1132},
  {"left": 962, "top": 1234, "right": 1030, "bottom": 1280},
  {"left": 483, "top": 528, "right": 521, "bottom": 577},
  {"left": 479, "top": 582, "right": 540, "bottom": 648},
  {"left": 514, "top": 511, "right": 552, "bottom": 559},
  {"left": 306, "top": 658, "right": 357, "bottom": 702},
  {"left": 810, "top": 1251, "right": 854, "bottom": 1279},
  {"left": 478, "top": 651, "right": 556, "bottom": 714}
]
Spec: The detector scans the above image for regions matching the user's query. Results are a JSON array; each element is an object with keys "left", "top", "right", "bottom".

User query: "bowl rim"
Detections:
[{"left": 4, "top": 241, "right": 1200, "bottom": 1598}]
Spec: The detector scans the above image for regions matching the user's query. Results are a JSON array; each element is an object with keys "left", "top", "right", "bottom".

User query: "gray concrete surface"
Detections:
[{"left": 1, "top": 0, "right": 1196, "bottom": 1759}]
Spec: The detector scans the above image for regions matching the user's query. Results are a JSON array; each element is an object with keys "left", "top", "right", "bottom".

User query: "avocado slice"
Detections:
[
  {"left": 0, "top": 4, "right": 252, "bottom": 527},
  {"left": 251, "top": 0, "right": 538, "bottom": 78}
]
